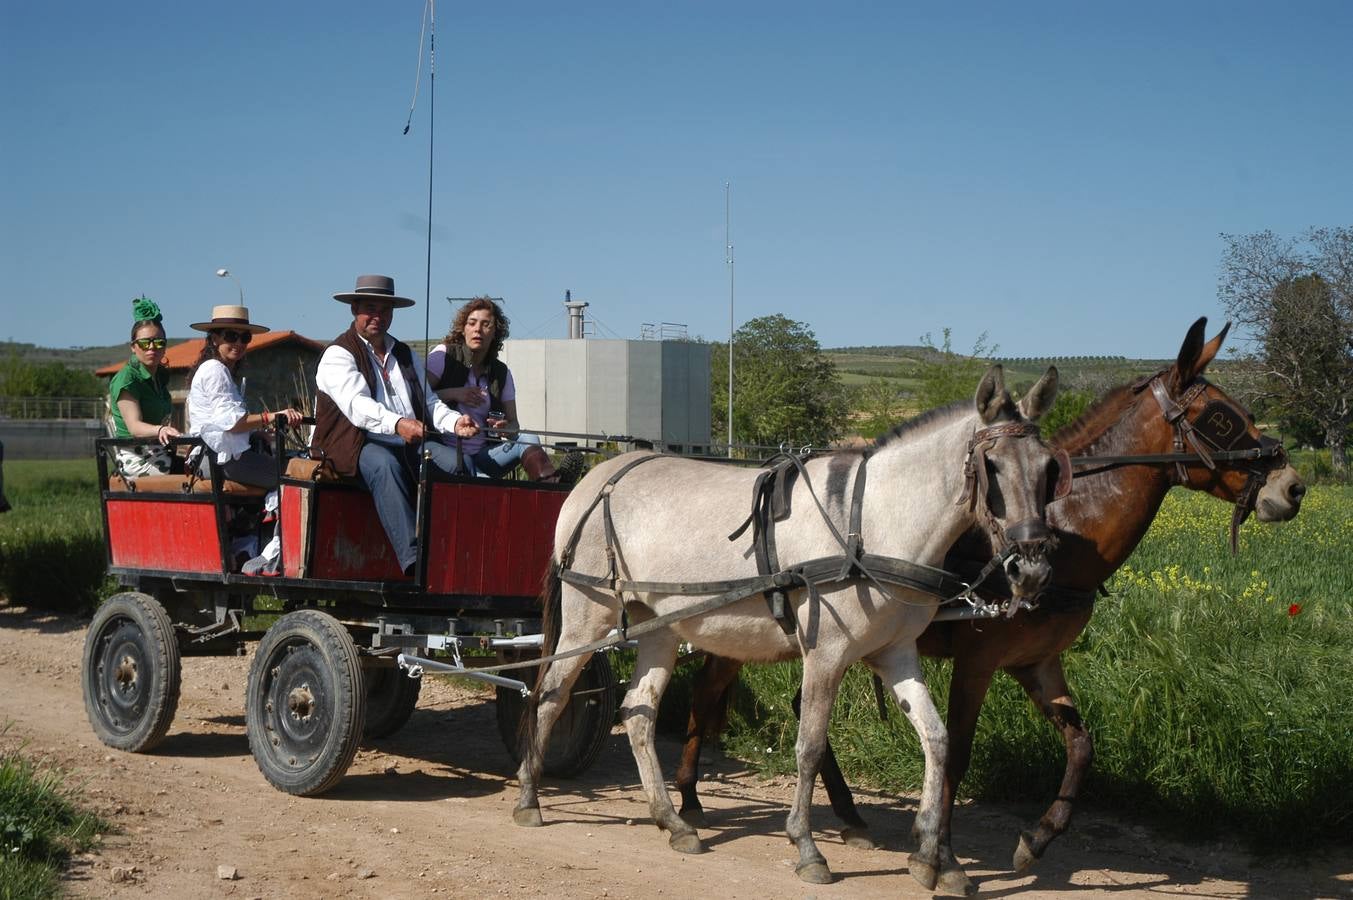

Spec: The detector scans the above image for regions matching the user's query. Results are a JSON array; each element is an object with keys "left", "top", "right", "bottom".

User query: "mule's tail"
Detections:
[{"left": 518, "top": 561, "right": 563, "bottom": 760}]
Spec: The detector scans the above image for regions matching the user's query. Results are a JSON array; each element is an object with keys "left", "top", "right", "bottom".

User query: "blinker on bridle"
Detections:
[
  {"left": 1076, "top": 371, "right": 1289, "bottom": 553},
  {"left": 958, "top": 421, "right": 1061, "bottom": 565}
]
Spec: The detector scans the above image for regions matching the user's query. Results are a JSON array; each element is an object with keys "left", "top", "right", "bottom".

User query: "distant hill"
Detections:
[
  {"left": 0, "top": 339, "right": 194, "bottom": 372},
  {"left": 826, "top": 344, "right": 1235, "bottom": 391}
]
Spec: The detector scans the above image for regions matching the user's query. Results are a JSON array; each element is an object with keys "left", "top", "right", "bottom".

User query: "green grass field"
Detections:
[
  {"left": 0, "top": 459, "right": 110, "bottom": 614},
  {"left": 722, "top": 485, "right": 1353, "bottom": 850}
]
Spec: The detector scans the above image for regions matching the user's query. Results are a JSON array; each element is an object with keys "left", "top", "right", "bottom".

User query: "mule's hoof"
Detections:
[
  {"left": 908, "top": 853, "right": 939, "bottom": 891},
  {"left": 679, "top": 807, "right": 709, "bottom": 829},
  {"left": 512, "top": 806, "right": 544, "bottom": 828},
  {"left": 937, "top": 866, "right": 976, "bottom": 897},
  {"left": 669, "top": 831, "right": 706, "bottom": 854},
  {"left": 841, "top": 826, "right": 876, "bottom": 850},
  {"left": 1012, "top": 831, "right": 1039, "bottom": 873},
  {"left": 795, "top": 861, "right": 833, "bottom": 884}
]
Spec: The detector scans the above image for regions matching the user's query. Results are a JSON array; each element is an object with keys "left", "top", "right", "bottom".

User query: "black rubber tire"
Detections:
[
  {"left": 362, "top": 664, "right": 422, "bottom": 740},
  {"left": 496, "top": 651, "right": 617, "bottom": 778},
  {"left": 245, "top": 610, "right": 366, "bottom": 796},
  {"left": 82, "top": 592, "right": 182, "bottom": 752}
]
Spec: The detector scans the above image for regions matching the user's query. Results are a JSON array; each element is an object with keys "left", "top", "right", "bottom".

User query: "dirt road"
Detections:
[{"left": 1, "top": 605, "right": 1347, "bottom": 899}]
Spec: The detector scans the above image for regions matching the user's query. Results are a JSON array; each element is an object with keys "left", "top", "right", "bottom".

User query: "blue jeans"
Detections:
[
  {"left": 465, "top": 431, "right": 541, "bottom": 478},
  {"left": 358, "top": 437, "right": 462, "bottom": 573}
]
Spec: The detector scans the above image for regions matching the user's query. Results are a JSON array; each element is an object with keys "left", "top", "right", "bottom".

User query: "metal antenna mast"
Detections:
[{"left": 725, "top": 181, "right": 734, "bottom": 458}]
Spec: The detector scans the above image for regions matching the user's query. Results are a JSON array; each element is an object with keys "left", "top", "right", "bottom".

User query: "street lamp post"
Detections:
[
  {"left": 725, "top": 182, "right": 734, "bottom": 458},
  {"left": 215, "top": 268, "right": 244, "bottom": 303}
]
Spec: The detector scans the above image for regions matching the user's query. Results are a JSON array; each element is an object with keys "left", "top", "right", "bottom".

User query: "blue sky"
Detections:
[{"left": 3, "top": 1, "right": 1350, "bottom": 358}]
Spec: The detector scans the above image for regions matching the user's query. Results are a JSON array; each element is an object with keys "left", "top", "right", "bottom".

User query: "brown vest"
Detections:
[{"left": 312, "top": 326, "right": 426, "bottom": 477}]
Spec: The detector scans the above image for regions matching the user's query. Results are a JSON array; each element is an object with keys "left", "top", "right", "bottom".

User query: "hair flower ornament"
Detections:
[{"left": 132, "top": 295, "right": 163, "bottom": 324}]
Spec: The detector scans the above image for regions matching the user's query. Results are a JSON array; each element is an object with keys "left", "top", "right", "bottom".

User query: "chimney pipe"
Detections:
[{"left": 563, "top": 291, "right": 589, "bottom": 339}]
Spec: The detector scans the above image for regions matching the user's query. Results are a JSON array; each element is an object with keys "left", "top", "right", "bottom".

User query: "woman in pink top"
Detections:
[{"left": 425, "top": 297, "right": 561, "bottom": 481}]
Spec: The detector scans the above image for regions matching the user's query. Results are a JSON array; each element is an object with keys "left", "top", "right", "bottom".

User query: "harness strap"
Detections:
[
  {"left": 557, "top": 453, "right": 663, "bottom": 569},
  {"left": 836, "top": 456, "right": 868, "bottom": 581}
]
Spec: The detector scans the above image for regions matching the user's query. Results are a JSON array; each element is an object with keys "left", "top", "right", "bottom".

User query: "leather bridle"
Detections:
[
  {"left": 958, "top": 421, "right": 1063, "bottom": 573},
  {"left": 1071, "top": 372, "right": 1289, "bottom": 552}
]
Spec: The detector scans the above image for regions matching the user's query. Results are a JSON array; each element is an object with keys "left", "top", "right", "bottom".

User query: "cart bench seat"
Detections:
[{"left": 108, "top": 473, "right": 268, "bottom": 497}]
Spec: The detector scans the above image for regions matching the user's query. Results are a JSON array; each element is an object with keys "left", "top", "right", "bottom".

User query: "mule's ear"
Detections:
[
  {"left": 1018, "top": 366, "right": 1059, "bottom": 421},
  {"left": 1190, "top": 320, "right": 1231, "bottom": 379},
  {"left": 975, "top": 365, "right": 1010, "bottom": 424},
  {"left": 1172, "top": 317, "right": 1209, "bottom": 387}
]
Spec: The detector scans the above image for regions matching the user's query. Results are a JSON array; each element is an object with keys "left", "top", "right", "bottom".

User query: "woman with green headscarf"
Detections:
[{"left": 108, "top": 296, "right": 181, "bottom": 476}]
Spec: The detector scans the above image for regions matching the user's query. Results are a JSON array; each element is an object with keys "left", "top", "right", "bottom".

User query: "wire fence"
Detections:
[{"left": 0, "top": 396, "right": 107, "bottom": 420}]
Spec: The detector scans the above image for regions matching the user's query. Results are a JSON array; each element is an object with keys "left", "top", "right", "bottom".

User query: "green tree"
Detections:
[
  {"left": 850, "top": 379, "right": 909, "bottom": 440},
  {"left": 0, "top": 355, "right": 103, "bottom": 399},
  {"left": 1218, "top": 228, "right": 1353, "bottom": 474},
  {"left": 710, "top": 314, "right": 848, "bottom": 451},
  {"left": 912, "top": 328, "right": 997, "bottom": 409}
]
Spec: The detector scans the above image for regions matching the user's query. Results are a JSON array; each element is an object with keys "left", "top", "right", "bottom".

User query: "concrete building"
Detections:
[{"left": 500, "top": 337, "right": 712, "bottom": 453}]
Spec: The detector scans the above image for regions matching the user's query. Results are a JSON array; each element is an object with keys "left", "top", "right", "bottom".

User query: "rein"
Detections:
[
  {"left": 552, "top": 419, "right": 1054, "bottom": 637},
  {"left": 1066, "top": 372, "right": 1287, "bottom": 553}
]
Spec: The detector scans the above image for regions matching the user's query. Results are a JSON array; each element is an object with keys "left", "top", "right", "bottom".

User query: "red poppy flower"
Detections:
[{"left": 1287, "top": 603, "right": 1302, "bottom": 617}]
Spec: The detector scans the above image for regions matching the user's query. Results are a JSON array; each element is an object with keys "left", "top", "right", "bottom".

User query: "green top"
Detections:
[{"left": 108, "top": 358, "right": 173, "bottom": 438}]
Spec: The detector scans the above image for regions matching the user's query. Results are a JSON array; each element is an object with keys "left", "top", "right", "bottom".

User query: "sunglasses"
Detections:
[
  {"left": 216, "top": 329, "right": 253, "bottom": 345},
  {"left": 133, "top": 338, "right": 167, "bottom": 350}
]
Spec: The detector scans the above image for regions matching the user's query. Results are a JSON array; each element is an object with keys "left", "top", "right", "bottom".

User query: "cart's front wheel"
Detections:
[
  {"left": 496, "top": 651, "right": 616, "bottom": 777},
  {"left": 363, "top": 664, "right": 422, "bottom": 740},
  {"left": 245, "top": 610, "right": 365, "bottom": 796},
  {"left": 82, "top": 592, "right": 181, "bottom": 752}
]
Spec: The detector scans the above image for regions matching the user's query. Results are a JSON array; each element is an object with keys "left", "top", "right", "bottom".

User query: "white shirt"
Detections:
[
  {"left": 187, "top": 358, "right": 251, "bottom": 464},
  {"left": 316, "top": 332, "right": 461, "bottom": 437}
]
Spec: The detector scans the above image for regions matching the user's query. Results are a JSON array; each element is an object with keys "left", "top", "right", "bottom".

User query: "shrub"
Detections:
[{"left": 0, "top": 733, "right": 107, "bottom": 900}]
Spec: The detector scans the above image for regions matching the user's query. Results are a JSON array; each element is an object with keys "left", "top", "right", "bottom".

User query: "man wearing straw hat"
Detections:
[{"left": 313, "top": 274, "right": 477, "bottom": 576}]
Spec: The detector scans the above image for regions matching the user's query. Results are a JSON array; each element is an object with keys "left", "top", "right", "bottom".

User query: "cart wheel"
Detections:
[
  {"left": 362, "top": 665, "right": 422, "bottom": 740},
  {"left": 496, "top": 651, "right": 616, "bottom": 777},
  {"left": 245, "top": 610, "right": 366, "bottom": 796},
  {"left": 82, "top": 592, "right": 182, "bottom": 752}
]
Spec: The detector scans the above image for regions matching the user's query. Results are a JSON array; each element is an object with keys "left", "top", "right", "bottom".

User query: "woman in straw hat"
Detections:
[
  {"left": 108, "top": 296, "right": 181, "bottom": 477},
  {"left": 186, "top": 304, "right": 303, "bottom": 488}
]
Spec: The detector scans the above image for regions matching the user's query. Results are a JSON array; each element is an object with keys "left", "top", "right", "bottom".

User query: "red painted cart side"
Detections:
[
  {"left": 279, "top": 477, "right": 567, "bottom": 597},
  {"left": 424, "top": 480, "right": 567, "bottom": 597},
  {"left": 105, "top": 497, "right": 223, "bottom": 573}
]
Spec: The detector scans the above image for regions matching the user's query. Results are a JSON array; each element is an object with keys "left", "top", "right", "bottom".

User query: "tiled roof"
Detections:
[{"left": 96, "top": 330, "right": 324, "bottom": 376}]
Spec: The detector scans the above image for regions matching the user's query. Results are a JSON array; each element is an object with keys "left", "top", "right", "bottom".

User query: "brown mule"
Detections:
[{"left": 675, "top": 317, "right": 1305, "bottom": 882}]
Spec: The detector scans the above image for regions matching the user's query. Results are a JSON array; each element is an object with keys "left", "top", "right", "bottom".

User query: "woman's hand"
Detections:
[
  {"left": 455, "top": 385, "right": 488, "bottom": 405},
  {"left": 156, "top": 424, "right": 182, "bottom": 445},
  {"left": 271, "top": 408, "right": 305, "bottom": 428}
]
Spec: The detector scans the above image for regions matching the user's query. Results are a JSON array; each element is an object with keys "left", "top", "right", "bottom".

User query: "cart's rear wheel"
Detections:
[
  {"left": 82, "top": 592, "right": 181, "bottom": 752},
  {"left": 245, "top": 610, "right": 365, "bottom": 796},
  {"left": 362, "top": 664, "right": 422, "bottom": 740},
  {"left": 496, "top": 651, "right": 616, "bottom": 777}
]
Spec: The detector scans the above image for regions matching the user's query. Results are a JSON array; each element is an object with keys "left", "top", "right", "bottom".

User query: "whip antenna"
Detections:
[{"left": 402, "top": 0, "right": 431, "bottom": 135}]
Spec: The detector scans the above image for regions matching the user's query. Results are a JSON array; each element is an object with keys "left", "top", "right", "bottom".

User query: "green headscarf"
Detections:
[{"left": 132, "top": 295, "right": 163, "bottom": 325}]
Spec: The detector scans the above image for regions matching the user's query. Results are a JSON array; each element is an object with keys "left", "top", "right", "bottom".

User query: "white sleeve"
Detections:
[
  {"left": 315, "top": 344, "right": 402, "bottom": 436},
  {"left": 190, "top": 361, "right": 247, "bottom": 456}
]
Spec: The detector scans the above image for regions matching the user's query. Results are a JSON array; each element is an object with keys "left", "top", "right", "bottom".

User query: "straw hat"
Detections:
[
  {"left": 189, "top": 304, "right": 270, "bottom": 334},
  {"left": 332, "top": 274, "right": 416, "bottom": 308}
]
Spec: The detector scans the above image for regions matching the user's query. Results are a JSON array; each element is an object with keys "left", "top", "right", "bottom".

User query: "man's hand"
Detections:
[
  {"left": 453, "top": 415, "right": 479, "bottom": 439},
  {"left": 395, "top": 417, "right": 426, "bottom": 443}
]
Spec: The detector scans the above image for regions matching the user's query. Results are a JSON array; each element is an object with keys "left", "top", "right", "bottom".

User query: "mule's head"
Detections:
[
  {"left": 1159, "top": 317, "right": 1304, "bottom": 527},
  {"left": 967, "top": 365, "right": 1064, "bottom": 600}
]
